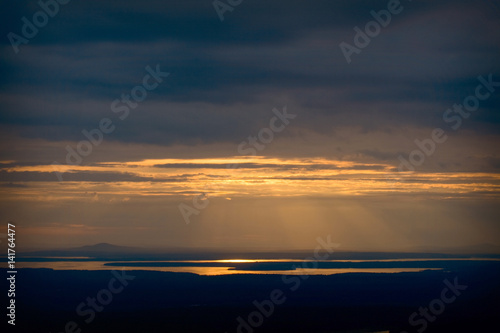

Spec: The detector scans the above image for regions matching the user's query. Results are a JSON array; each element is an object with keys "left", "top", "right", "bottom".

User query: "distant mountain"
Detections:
[{"left": 72, "top": 243, "right": 137, "bottom": 253}]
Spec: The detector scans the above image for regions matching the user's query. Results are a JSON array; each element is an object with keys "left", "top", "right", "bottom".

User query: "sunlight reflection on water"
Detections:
[{"left": 17, "top": 260, "right": 443, "bottom": 275}]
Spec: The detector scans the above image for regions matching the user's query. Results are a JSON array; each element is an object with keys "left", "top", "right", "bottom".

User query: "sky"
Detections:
[{"left": 1, "top": 0, "right": 499, "bottom": 252}]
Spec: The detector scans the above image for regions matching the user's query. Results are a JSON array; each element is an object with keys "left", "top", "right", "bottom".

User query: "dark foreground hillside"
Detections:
[{"left": 3, "top": 261, "right": 500, "bottom": 333}]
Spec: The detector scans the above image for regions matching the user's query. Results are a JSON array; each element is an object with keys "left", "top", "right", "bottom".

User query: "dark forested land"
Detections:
[{"left": 3, "top": 261, "right": 500, "bottom": 333}]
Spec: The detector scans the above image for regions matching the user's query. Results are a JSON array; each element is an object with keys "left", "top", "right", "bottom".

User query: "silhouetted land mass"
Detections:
[
  {"left": 102, "top": 259, "right": 496, "bottom": 271},
  {"left": 3, "top": 260, "right": 500, "bottom": 332},
  {"left": 16, "top": 243, "right": 500, "bottom": 261}
]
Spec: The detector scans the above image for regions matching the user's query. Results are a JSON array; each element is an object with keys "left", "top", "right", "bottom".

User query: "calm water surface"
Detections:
[{"left": 16, "top": 258, "right": 489, "bottom": 275}]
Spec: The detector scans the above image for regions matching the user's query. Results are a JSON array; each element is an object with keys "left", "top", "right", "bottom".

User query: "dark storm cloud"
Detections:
[
  {"left": 1, "top": 0, "right": 499, "bottom": 146},
  {"left": 1, "top": 0, "right": 459, "bottom": 46}
]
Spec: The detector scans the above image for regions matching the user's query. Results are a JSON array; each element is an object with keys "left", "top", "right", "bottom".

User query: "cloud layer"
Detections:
[{"left": 1, "top": 0, "right": 499, "bottom": 251}]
